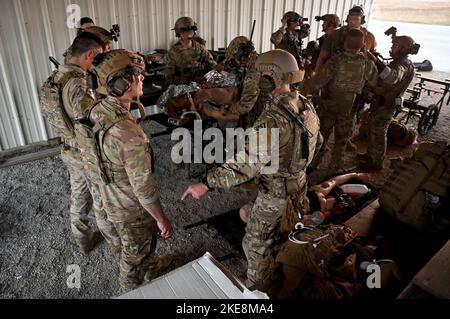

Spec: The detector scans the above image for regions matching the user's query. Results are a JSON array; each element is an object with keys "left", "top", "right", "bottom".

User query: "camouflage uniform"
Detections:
[
  {"left": 367, "top": 57, "right": 415, "bottom": 165},
  {"left": 207, "top": 91, "right": 322, "bottom": 285},
  {"left": 271, "top": 26, "right": 310, "bottom": 68},
  {"left": 303, "top": 52, "right": 378, "bottom": 168},
  {"left": 166, "top": 40, "right": 217, "bottom": 85},
  {"left": 89, "top": 96, "right": 161, "bottom": 291},
  {"left": 56, "top": 64, "right": 120, "bottom": 248},
  {"left": 228, "top": 53, "right": 261, "bottom": 125}
]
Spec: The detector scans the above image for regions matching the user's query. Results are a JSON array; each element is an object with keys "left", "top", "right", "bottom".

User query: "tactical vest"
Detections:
[
  {"left": 379, "top": 141, "right": 450, "bottom": 233},
  {"left": 78, "top": 99, "right": 152, "bottom": 186},
  {"left": 329, "top": 52, "right": 367, "bottom": 94},
  {"left": 379, "top": 58, "right": 415, "bottom": 101},
  {"left": 271, "top": 94, "right": 320, "bottom": 176},
  {"left": 39, "top": 69, "right": 83, "bottom": 141},
  {"left": 75, "top": 100, "right": 129, "bottom": 185}
]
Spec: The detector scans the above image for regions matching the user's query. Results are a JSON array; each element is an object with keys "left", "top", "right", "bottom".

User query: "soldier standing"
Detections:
[
  {"left": 271, "top": 11, "right": 310, "bottom": 69},
  {"left": 89, "top": 49, "right": 173, "bottom": 291},
  {"left": 359, "top": 34, "right": 419, "bottom": 170},
  {"left": 304, "top": 14, "right": 341, "bottom": 77},
  {"left": 302, "top": 29, "right": 378, "bottom": 170},
  {"left": 181, "top": 50, "right": 322, "bottom": 287},
  {"left": 40, "top": 33, "right": 120, "bottom": 253},
  {"left": 166, "top": 17, "right": 217, "bottom": 85}
]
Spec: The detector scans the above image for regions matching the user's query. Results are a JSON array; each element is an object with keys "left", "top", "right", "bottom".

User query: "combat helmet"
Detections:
[
  {"left": 173, "top": 17, "right": 198, "bottom": 37},
  {"left": 283, "top": 11, "right": 303, "bottom": 23},
  {"left": 346, "top": 5, "right": 366, "bottom": 24},
  {"left": 225, "top": 36, "right": 250, "bottom": 60},
  {"left": 256, "top": 49, "right": 305, "bottom": 85},
  {"left": 93, "top": 49, "right": 145, "bottom": 96},
  {"left": 393, "top": 35, "right": 420, "bottom": 55}
]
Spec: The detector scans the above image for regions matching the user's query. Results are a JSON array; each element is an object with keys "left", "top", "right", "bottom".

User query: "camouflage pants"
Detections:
[
  {"left": 242, "top": 191, "right": 286, "bottom": 286},
  {"left": 112, "top": 212, "right": 159, "bottom": 291},
  {"left": 367, "top": 103, "right": 397, "bottom": 164},
  {"left": 312, "top": 102, "right": 355, "bottom": 168},
  {"left": 61, "top": 148, "right": 120, "bottom": 247}
]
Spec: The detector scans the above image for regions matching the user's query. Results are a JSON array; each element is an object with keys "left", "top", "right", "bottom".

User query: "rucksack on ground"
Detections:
[{"left": 379, "top": 141, "right": 450, "bottom": 233}]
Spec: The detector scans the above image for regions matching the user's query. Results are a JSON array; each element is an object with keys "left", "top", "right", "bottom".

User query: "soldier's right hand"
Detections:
[
  {"left": 281, "top": 17, "right": 288, "bottom": 28},
  {"left": 157, "top": 217, "right": 173, "bottom": 239}
]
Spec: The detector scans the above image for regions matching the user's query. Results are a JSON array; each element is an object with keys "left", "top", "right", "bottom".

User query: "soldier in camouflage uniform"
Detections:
[
  {"left": 302, "top": 29, "right": 378, "bottom": 170},
  {"left": 359, "top": 35, "right": 419, "bottom": 170},
  {"left": 166, "top": 17, "right": 217, "bottom": 85},
  {"left": 182, "top": 49, "right": 322, "bottom": 286},
  {"left": 90, "top": 49, "right": 173, "bottom": 291},
  {"left": 63, "top": 26, "right": 113, "bottom": 64},
  {"left": 41, "top": 33, "right": 120, "bottom": 252},
  {"left": 305, "top": 14, "right": 341, "bottom": 74},
  {"left": 203, "top": 36, "right": 261, "bottom": 128},
  {"left": 315, "top": 6, "right": 376, "bottom": 73},
  {"left": 271, "top": 11, "right": 310, "bottom": 69}
]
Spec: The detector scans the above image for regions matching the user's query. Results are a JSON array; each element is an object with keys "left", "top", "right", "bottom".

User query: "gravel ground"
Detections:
[{"left": 0, "top": 71, "right": 448, "bottom": 299}]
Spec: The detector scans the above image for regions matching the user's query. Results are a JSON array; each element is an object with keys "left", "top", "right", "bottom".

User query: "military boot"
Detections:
[
  {"left": 144, "top": 256, "right": 175, "bottom": 282},
  {"left": 76, "top": 231, "right": 104, "bottom": 254}
]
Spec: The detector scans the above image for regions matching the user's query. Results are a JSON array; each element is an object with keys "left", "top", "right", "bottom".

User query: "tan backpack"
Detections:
[
  {"left": 379, "top": 141, "right": 450, "bottom": 232},
  {"left": 39, "top": 70, "right": 82, "bottom": 140}
]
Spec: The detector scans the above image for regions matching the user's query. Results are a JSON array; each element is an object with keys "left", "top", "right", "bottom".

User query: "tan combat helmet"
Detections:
[
  {"left": 225, "top": 36, "right": 250, "bottom": 61},
  {"left": 322, "top": 14, "right": 341, "bottom": 28},
  {"left": 346, "top": 5, "right": 366, "bottom": 24},
  {"left": 393, "top": 35, "right": 420, "bottom": 55},
  {"left": 94, "top": 49, "right": 145, "bottom": 96},
  {"left": 173, "top": 17, "right": 198, "bottom": 36},
  {"left": 256, "top": 49, "right": 305, "bottom": 86},
  {"left": 83, "top": 26, "right": 113, "bottom": 50},
  {"left": 283, "top": 11, "right": 302, "bottom": 22}
]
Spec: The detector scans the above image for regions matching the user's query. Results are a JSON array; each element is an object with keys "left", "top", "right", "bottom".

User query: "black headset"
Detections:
[{"left": 107, "top": 76, "right": 131, "bottom": 97}]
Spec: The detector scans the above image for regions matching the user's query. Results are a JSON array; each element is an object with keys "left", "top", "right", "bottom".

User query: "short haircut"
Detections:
[
  {"left": 80, "top": 17, "right": 94, "bottom": 26},
  {"left": 71, "top": 32, "right": 103, "bottom": 57},
  {"left": 345, "top": 29, "right": 365, "bottom": 51}
]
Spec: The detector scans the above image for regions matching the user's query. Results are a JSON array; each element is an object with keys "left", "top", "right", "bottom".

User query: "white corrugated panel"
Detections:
[{"left": 0, "top": 0, "right": 372, "bottom": 151}]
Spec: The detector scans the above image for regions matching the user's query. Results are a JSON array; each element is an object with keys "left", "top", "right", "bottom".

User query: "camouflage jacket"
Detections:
[
  {"left": 270, "top": 27, "right": 310, "bottom": 61},
  {"left": 89, "top": 97, "right": 160, "bottom": 222},
  {"left": 58, "top": 64, "right": 96, "bottom": 148},
  {"left": 166, "top": 40, "right": 217, "bottom": 84},
  {"left": 207, "top": 91, "right": 322, "bottom": 198},
  {"left": 228, "top": 53, "right": 261, "bottom": 115},
  {"left": 303, "top": 51, "right": 378, "bottom": 104},
  {"left": 376, "top": 57, "right": 415, "bottom": 101},
  {"left": 322, "top": 26, "right": 376, "bottom": 58},
  {"left": 63, "top": 47, "right": 73, "bottom": 65}
]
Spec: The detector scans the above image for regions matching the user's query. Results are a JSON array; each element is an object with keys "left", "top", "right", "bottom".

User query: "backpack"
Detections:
[
  {"left": 379, "top": 141, "right": 450, "bottom": 233},
  {"left": 39, "top": 70, "right": 81, "bottom": 140}
]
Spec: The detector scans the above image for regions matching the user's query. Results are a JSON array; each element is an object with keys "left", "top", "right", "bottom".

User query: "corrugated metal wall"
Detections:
[{"left": 0, "top": 0, "right": 373, "bottom": 151}]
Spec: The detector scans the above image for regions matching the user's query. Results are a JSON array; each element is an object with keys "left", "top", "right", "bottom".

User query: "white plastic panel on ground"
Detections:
[
  {"left": 0, "top": 0, "right": 372, "bottom": 151},
  {"left": 117, "top": 252, "right": 268, "bottom": 299}
]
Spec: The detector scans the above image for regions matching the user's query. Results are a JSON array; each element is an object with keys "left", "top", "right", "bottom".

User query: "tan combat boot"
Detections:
[
  {"left": 76, "top": 231, "right": 104, "bottom": 254},
  {"left": 144, "top": 256, "right": 175, "bottom": 282}
]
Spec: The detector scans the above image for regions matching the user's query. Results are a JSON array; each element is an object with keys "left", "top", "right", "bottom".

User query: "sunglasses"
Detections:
[{"left": 178, "top": 26, "right": 197, "bottom": 33}]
